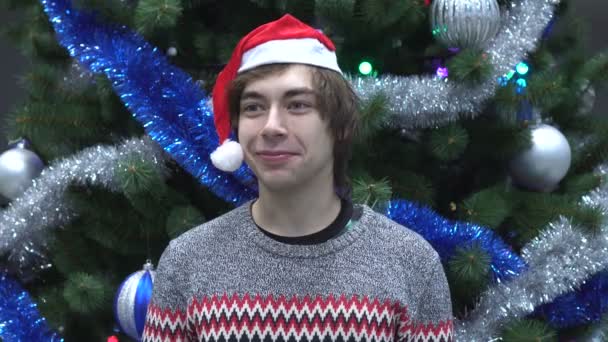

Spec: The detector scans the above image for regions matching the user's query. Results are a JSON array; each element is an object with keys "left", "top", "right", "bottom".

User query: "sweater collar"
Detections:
[{"left": 242, "top": 200, "right": 373, "bottom": 258}]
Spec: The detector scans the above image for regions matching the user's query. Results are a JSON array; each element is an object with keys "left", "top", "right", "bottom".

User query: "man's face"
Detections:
[{"left": 237, "top": 65, "right": 334, "bottom": 193}]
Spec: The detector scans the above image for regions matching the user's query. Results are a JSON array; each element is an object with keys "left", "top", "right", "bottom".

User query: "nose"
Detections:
[{"left": 260, "top": 104, "right": 288, "bottom": 138}]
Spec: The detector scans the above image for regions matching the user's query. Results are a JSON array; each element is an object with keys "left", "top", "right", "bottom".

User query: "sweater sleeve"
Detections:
[
  {"left": 399, "top": 250, "right": 454, "bottom": 342},
  {"left": 142, "top": 240, "right": 193, "bottom": 342}
]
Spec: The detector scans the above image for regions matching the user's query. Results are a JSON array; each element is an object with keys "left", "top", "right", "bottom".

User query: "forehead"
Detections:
[{"left": 242, "top": 65, "right": 314, "bottom": 95}]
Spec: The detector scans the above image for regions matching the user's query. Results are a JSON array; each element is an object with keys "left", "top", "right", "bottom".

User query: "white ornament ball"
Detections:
[
  {"left": 167, "top": 46, "right": 178, "bottom": 56},
  {"left": 430, "top": 0, "right": 501, "bottom": 49},
  {"left": 0, "top": 146, "right": 44, "bottom": 200},
  {"left": 509, "top": 124, "right": 571, "bottom": 192},
  {"left": 113, "top": 261, "right": 156, "bottom": 340}
]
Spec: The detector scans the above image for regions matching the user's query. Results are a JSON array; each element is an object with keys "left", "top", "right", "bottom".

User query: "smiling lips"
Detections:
[{"left": 256, "top": 151, "right": 298, "bottom": 163}]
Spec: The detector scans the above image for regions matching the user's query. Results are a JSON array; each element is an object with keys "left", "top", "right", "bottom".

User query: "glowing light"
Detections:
[
  {"left": 506, "top": 70, "right": 516, "bottom": 80},
  {"left": 436, "top": 67, "right": 449, "bottom": 78},
  {"left": 358, "top": 61, "right": 373, "bottom": 75},
  {"left": 516, "top": 62, "right": 529, "bottom": 75}
]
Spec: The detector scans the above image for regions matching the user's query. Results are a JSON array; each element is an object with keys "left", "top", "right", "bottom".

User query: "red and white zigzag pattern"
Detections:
[
  {"left": 143, "top": 293, "right": 453, "bottom": 341},
  {"left": 143, "top": 306, "right": 192, "bottom": 342},
  {"left": 399, "top": 319, "right": 453, "bottom": 342}
]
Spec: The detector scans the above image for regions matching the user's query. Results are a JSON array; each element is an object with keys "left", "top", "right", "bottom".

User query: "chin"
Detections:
[{"left": 257, "top": 174, "right": 298, "bottom": 191}]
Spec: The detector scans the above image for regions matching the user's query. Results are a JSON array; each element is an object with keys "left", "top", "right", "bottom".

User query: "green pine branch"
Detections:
[
  {"left": 500, "top": 319, "right": 557, "bottom": 342},
  {"left": 526, "top": 71, "right": 569, "bottom": 112},
  {"left": 50, "top": 226, "right": 103, "bottom": 275},
  {"left": 390, "top": 170, "right": 435, "bottom": 208},
  {"left": 35, "top": 286, "right": 69, "bottom": 331},
  {"left": 358, "top": 0, "right": 413, "bottom": 30},
  {"left": 428, "top": 124, "right": 469, "bottom": 162},
  {"left": 569, "top": 205, "right": 605, "bottom": 235},
  {"left": 315, "top": 0, "right": 356, "bottom": 25},
  {"left": 570, "top": 120, "right": 608, "bottom": 174},
  {"left": 458, "top": 187, "right": 511, "bottom": 229},
  {"left": 19, "top": 64, "right": 65, "bottom": 99},
  {"left": 116, "top": 154, "right": 171, "bottom": 221},
  {"left": 545, "top": 15, "right": 587, "bottom": 57},
  {"left": 506, "top": 190, "right": 603, "bottom": 245},
  {"left": 63, "top": 272, "right": 111, "bottom": 314},
  {"left": 7, "top": 102, "right": 103, "bottom": 135},
  {"left": 352, "top": 173, "right": 392, "bottom": 210},
  {"left": 580, "top": 51, "right": 608, "bottom": 87},
  {"left": 355, "top": 92, "right": 389, "bottom": 143},
  {"left": 563, "top": 173, "right": 604, "bottom": 198},
  {"left": 447, "top": 49, "right": 493, "bottom": 85},
  {"left": 464, "top": 117, "right": 532, "bottom": 162},
  {"left": 193, "top": 31, "right": 216, "bottom": 61},
  {"left": 446, "top": 244, "right": 491, "bottom": 316},
  {"left": 73, "top": 0, "right": 136, "bottom": 27},
  {"left": 529, "top": 48, "right": 557, "bottom": 73},
  {"left": 166, "top": 205, "right": 206, "bottom": 239},
  {"left": 493, "top": 83, "right": 520, "bottom": 118},
  {"left": 135, "top": 0, "right": 183, "bottom": 35},
  {"left": 448, "top": 244, "right": 491, "bottom": 285}
]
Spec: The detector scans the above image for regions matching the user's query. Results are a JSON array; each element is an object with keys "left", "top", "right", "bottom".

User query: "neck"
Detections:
[{"left": 253, "top": 179, "right": 342, "bottom": 237}]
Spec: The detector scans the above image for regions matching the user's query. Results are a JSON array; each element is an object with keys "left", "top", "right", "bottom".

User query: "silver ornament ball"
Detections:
[
  {"left": 509, "top": 124, "right": 571, "bottom": 192},
  {"left": 0, "top": 146, "right": 45, "bottom": 200},
  {"left": 114, "top": 261, "right": 156, "bottom": 340},
  {"left": 431, "top": 0, "right": 501, "bottom": 49}
]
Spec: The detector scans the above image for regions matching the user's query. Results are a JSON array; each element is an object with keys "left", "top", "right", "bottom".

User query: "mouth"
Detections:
[{"left": 255, "top": 151, "right": 298, "bottom": 163}]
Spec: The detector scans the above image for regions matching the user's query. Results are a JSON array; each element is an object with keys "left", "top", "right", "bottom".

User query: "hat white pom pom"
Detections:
[{"left": 210, "top": 140, "right": 244, "bottom": 172}]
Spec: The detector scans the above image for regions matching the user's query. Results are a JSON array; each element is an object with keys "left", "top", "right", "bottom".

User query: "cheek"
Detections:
[
  {"left": 237, "top": 120, "right": 257, "bottom": 145},
  {"left": 303, "top": 126, "right": 334, "bottom": 157}
]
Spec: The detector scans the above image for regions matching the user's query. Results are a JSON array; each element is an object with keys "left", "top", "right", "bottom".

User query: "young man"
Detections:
[{"left": 143, "top": 14, "right": 453, "bottom": 342}]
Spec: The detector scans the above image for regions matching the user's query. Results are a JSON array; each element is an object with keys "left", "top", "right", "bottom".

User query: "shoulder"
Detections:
[
  {"left": 358, "top": 205, "right": 441, "bottom": 263},
  {"left": 169, "top": 200, "right": 252, "bottom": 253}
]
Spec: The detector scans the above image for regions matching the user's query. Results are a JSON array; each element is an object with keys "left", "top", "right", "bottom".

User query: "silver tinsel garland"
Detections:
[
  {"left": 349, "top": 0, "right": 560, "bottom": 129},
  {"left": 457, "top": 164, "right": 608, "bottom": 340},
  {"left": 0, "top": 137, "right": 166, "bottom": 281}
]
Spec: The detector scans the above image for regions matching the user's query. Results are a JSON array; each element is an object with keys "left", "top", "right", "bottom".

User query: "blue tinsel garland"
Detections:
[
  {"left": 0, "top": 271, "right": 63, "bottom": 342},
  {"left": 534, "top": 271, "right": 608, "bottom": 328},
  {"left": 386, "top": 200, "right": 525, "bottom": 281},
  {"left": 36, "top": 0, "right": 607, "bottom": 333},
  {"left": 41, "top": 0, "right": 257, "bottom": 206}
]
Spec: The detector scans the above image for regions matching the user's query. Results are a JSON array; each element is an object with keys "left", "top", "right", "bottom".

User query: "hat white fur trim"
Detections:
[
  {"left": 210, "top": 139, "right": 244, "bottom": 172},
  {"left": 238, "top": 38, "right": 342, "bottom": 74}
]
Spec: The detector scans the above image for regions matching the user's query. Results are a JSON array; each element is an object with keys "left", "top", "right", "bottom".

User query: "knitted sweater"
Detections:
[{"left": 142, "top": 201, "right": 454, "bottom": 342}]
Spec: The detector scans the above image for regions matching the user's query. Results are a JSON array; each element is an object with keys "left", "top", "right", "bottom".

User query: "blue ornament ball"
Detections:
[{"left": 113, "top": 261, "right": 156, "bottom": 340}]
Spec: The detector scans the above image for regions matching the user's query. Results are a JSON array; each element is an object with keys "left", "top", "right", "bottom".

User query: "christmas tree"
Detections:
[{"left": 0, "top": 0, "right": 607, "bottom": 340}]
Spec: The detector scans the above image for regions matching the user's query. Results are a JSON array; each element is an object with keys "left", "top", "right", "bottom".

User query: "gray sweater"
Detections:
[{"left": 142, "top": 201, "right": 454, "bottom": 341}]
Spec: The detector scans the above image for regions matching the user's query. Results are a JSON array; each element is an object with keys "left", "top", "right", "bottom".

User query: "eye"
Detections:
[
  {"left": 241, "top": 103, "right": 265, "bottom": 116},
  {"left": 288, "top": 101, "right": 312, "bottom": 113},
  {"left": 244, "top": 104, "right": 259, "bottom": 111}
]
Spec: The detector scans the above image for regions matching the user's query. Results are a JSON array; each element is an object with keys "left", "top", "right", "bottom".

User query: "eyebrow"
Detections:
[
  {"left": 284, "top": 88, "right": 317, "bottom": 98},
  {"left": 240, "top": 88, "right": 317, "bottom": 102},
  {"left": 240, "top": 91, "right": 265, "bottom": 101}
]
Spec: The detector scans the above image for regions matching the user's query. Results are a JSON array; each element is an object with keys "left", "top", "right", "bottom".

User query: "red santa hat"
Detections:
[{"left": 210, "top": 14, "right": 342, "bottom": 172}]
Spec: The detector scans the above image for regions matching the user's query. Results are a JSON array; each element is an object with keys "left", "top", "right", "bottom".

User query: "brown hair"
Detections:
[{"left": 226, "top": 63, "right": 360, "bottom": 200}]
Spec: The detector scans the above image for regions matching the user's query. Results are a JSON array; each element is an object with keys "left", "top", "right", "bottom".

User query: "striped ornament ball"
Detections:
[{"left": 113, "top": 261, "right": 156, "bottom": 340}]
